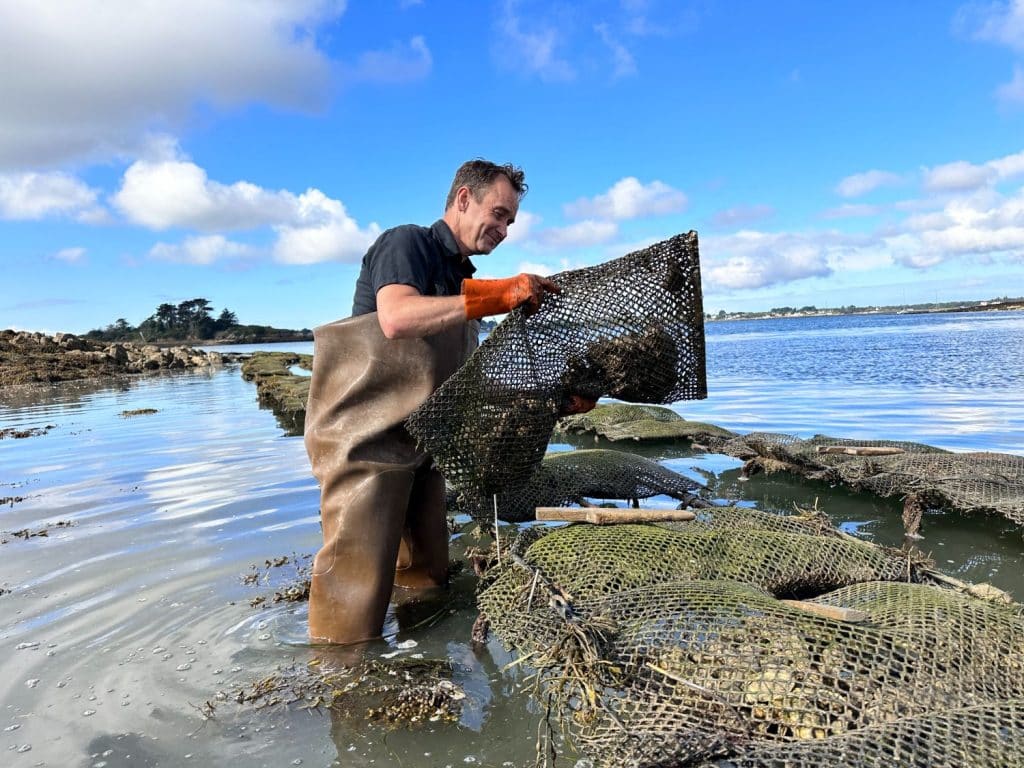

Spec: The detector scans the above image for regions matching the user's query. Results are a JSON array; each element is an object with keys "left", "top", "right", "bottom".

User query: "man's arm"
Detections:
[
  {"left": 376, "top": 274, "right": 561, "bottom": 339},
  {"left": 376, "top": 284, "right": 467, "bottom": 339}
]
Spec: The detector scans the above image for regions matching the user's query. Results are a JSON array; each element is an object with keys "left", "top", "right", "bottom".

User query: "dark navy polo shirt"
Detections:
[{"left": 351, "top": 219, "right": 477, "bottom": 316}]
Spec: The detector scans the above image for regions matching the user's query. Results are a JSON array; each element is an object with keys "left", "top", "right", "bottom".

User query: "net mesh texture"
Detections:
[
  {"left": 711, "top": 432, "right": 1024, "bottom": 528},
  {"left": 477, "top": 510, "right": 1024, "bottom": 768},
  {"left": 406, "top": 231, "right": 707, "bottom": 496},
  {"left": 449, "top": 448, "right": 705, "bottom": 523}
]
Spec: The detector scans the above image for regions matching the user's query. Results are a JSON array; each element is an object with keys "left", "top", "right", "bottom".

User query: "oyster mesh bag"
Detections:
[
  {"left": 477, "top": 513, "right": 1024, "bottom": 768},
  {"left": 406, "top": 231, "right": 707, "bottom": 495},
  {"left": 450, "top": 448, "right": 705, "bottom": 524}
]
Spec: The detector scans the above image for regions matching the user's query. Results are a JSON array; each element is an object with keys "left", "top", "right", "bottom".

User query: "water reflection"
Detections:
[{"left": 2, "top": 313, "right": 1023, "bottom": 768}]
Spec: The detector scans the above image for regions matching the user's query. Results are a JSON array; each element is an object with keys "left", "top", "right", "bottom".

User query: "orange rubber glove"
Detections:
[
  {"left": 462, "top": 274, "right": 560, "bottom": 320},
  {"left": 560, "top": 395, "right": 598, "bottom": 416}
]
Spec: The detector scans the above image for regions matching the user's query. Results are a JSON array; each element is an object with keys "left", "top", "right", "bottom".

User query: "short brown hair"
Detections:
[{"left": 445, "top": 159, "right": 527, "bottom": 210}]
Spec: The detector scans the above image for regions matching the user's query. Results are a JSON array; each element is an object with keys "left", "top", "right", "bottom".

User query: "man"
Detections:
[{"left": 304, "top": 159, "right": 559, "bottom": 645}]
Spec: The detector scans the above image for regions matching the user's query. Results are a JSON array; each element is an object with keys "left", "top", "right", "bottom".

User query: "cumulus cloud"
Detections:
[
  {"left": 910, "top": 187, "right": 1024, "bottom": 258},
  {"left": 835, "top": 169, "right": 902, "bottom": 198},
  {"left": 53, "top": 247, "right": 87, "bottom": 263},
  {"left": 0, "top": 0, "right": 344, "bottom": 169},
  {"left": 997, "top": 65, "right": 1024, "bottom": 106},
  {"left": 502, "top": 209, "right": 541, "bottom": 245},
  {"left": 564, "top": 177, "right": 688, "bottom": 220},
  {"left": 956, "top": 0, "right": 1024, "bottom": 107},
  {"left": 114, "top": 158, "right": 299, "bottom": 231},
  {"left": 535, "top": 220, "right": 619, "bottom": 248},
  {"left": 988, "top": 149, "right": 1024, "bottom": 179},
  {"left": 344, "top": 36, "right": 433, "bottom": 84},
  {"left": 115, "top": 148, "right": 381, "bottom": 264},
  {"left": 273, "top": 190, "right": 382, "bottom": 264},
  {"left": 922, "top": 160, "right": 995, "bottom": 192},
  {"left": 0, "top": 171, "right": 104, "bottom": 221},
  {"left": 957, "top": 0, "right": 1024, "bottom": 52},
  {"left": 702, "top": 231, "right": 834, "bottom": 290},
  {"left": 493, "top": 0, "right": 575, "bottom": 82},
  {"left": 149, "top": 235, "right": 254, "bottom": 265}
]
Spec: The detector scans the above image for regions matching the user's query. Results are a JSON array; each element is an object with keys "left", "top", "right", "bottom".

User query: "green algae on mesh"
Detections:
[
  {"left": 476, "top": 510, "right": 1024, "bottom": 767},
  {"left": 240, "top": 352, "right": 312, "bottom": 435},
  {"left": 556, "top": 403, "right": 736, "bottom": 442}
]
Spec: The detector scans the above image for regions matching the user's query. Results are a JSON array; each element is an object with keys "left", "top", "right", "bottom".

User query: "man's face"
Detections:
[{"left": 453, "top": 176, "right": 519, "bottom": 256}]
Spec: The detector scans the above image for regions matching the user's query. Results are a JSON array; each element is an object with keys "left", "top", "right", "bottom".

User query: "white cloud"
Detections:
[
  {"left": 494, "top": 0, "right": 575, "bottom": 82},
  {"left": 502, "top": 209, "right": 541, "bottom": 245},
  {"left": 344, "top": 36, "right": 433, "bottom": 84},
  {"left": 0, "top": 0, "right": 344, "bottom": 169},
  {"left": 997, "top": 65, "right": 1024, "bottom": 106},
  {"left": 115, "top": 148, "right": 381, "bottom": 265},
  {"left": 114, "top": 158, "right": 299, "bottom": 231},
  {"left": 564, "top": 177, "right": 688, "bottom": 220},
  {"left": 0, "top": 171, "right": 104, "bottom": 221},
  {"left": 958, "top": 0, "right": 1024, "bottom": 52},
  {"left": 536, "top": 220, "right": 619, "bottom": 248},
  {"left": 956, "top": 1, "right": 1024, "bottom": 107},
  {"left": 54, "top": 247, "right": 87, "bottom": 263},
  {"left": 273, "top": 189, "right": 382, "bottom": 264},
  {"left": 922, "top": 160, "right": 995, "bottom": 192},
  {"left": 702, "top": 231, "right": 834, "bottom": 290},
  {"left": 149, "top": 235, "right": 254, "bottom": 265},
  {"left": 989, "top": 149, "right": 1024, "bottom": 179},
  {"left": 835, "top": 169, "right": 902, "bottom": 198},
  {"left": 595, "top": 23, "right": 637, "bottom": 80}
]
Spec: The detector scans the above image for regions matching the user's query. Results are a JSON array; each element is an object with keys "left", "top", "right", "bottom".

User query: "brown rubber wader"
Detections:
[{"left": 304, "top": 313, "right": 477, "bottom": 645}]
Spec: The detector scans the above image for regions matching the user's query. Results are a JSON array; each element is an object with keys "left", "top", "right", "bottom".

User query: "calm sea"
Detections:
[{"left": 1, "top": 310, "right": 1022, "bottom": 767}]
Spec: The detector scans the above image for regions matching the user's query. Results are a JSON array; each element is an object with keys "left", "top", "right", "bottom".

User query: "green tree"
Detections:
[{"left": 215, "top": 308, "right": 238, "bottom": 331}]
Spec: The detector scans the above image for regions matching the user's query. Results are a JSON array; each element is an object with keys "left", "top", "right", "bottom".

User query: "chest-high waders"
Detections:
[{"left": 304, "top": 313, "right": 477, "bottom": 645}]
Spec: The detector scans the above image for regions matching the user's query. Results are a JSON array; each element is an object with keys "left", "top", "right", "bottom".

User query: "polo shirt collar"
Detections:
[{"left": 432, "top": 219, "right": 477, "bottom": 277}]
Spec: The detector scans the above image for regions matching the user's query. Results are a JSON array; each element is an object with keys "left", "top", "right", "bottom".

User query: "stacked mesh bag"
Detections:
[
  {"left": 477, "top": 511, "right": 1024, "bottom": 767},
  {"left": 710, "top": 432, "right": 1024, "bottom": 528},
  {"left": 406, "top": 231, "right": 707, "bottom": 498},
  {"left": 449, "top": 448, "right": 706, "bottom": 523}
]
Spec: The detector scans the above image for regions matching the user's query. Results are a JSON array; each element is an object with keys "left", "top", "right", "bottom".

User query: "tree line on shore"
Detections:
[{"left": 85, "top": 298, "right": 312, "bottom": 344}]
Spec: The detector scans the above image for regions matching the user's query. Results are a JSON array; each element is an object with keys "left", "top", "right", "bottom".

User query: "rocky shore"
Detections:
[
  {"left": 239, "top": 351, "right": 311, "bottom": 435},
  {"left": 1, "top": 329, "right": 229, "bottom": 386}
]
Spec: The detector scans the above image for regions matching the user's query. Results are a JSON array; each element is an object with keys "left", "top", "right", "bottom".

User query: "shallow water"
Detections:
[{"left": 2, "top": 311, "right": 1023, "bottom": 767}]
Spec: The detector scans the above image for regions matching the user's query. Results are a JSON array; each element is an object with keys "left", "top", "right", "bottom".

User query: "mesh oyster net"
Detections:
[
  {"left": 557, "top": 402, "right": 736, "bottom": 443},
  {"left": 450, "top": 448, "right": 705, "bottom": 523},
  {"left": 708, "top": 432, "right": 1024, "bottom": 528},
  {"left": 476, "top": 511, "right": 1024, "bottom": 768},
  {"left": 406, "top": 231, "right": 706, "bottom": 495}
]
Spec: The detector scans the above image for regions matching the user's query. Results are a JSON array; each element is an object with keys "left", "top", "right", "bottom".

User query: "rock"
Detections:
[{"left": 105, "top": 344, "right": 129, "bottom": 363}]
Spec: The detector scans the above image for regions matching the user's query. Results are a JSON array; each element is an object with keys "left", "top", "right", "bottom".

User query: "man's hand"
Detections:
[
  {"left": 462, "top": 274, "right": 560, "bottom": 320},
  {"left": 560, "top": 394, "right": 598, "bottom": 416}
]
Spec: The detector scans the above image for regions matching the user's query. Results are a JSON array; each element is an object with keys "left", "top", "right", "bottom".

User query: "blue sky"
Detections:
[{"left": 2, "top": 0, "right": 1023, "bottom": 334}]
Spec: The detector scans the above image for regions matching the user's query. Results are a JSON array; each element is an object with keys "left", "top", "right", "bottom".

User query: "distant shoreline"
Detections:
[{"left": 707, "top": 299, "right": 1024, "bottom": 322}]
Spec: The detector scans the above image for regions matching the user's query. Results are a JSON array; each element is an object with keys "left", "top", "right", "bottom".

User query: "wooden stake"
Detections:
[
  {"left": 779, "top": 599, "right": 869, "bottom": 623},
  {"left": 493, "top": 494, "right": 501, "bottom": 566},
  {"left": 815, "top": 446, "right": 906, "bottom": 456},
  {"left": 535, "top": 507, "right": 697, "bottom": 525}
]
